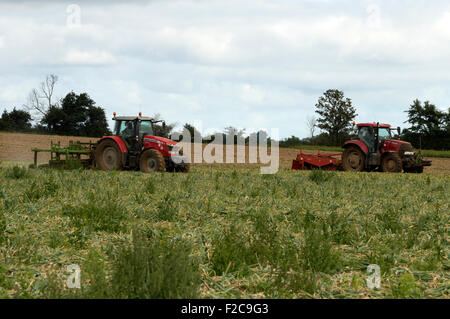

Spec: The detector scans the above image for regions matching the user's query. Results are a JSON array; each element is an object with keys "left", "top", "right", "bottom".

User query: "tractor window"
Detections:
[
  {"left": 378, "top": 128, "right": 391, "bottom": 140},
  {"left": 139, "top": 121, "right": 154, "bottom": 136},
  {"left": 114, "top": 120, "right": 121, "bottom": 135},
  {"left": 358, "top": 127, "right": 375, "bottom": 152},
  {"left": 119, "top": 121, "right": 136, "bottom": 139}
]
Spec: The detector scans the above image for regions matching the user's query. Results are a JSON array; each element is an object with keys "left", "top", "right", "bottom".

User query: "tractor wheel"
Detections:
[
  {"left": 381, "top": 153, "right": 402, "bottom": 173},
  {"left": 414, "top": 166, "right": 424, "bottom": 174},
  {"left": 140, "top": 149, "right": 165, "bottom": 173},
  {"left": 95, "top": 139, "right": 123, "bottom": 171},
  {"left": 342, "top": 146, "right": 365, "bottom": 172},
  {"left": 176, "top": 163, "right": 190, "bottom": 173}
]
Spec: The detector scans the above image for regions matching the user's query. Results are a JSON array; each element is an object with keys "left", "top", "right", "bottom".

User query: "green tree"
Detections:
[
  {"left": 315, "top": 89, "right": 357, "bottom": 145},
  {"left": 183, "top": 123, "right": 202, "bottom": 143},
  {"left": 41, "top": 92, "right": 110, "bottom": 137},
  {"left": 0, "top": 108, "right": 32, "bottom": 131},
  {"left": 405, "top": 99, "right": 444, "bottom": 134},
  {"left": 152, "top": 113, "right": 175, "bottom": 138},
  {"left": 83, "top": 106, "right": 111, "bottom": 137}
]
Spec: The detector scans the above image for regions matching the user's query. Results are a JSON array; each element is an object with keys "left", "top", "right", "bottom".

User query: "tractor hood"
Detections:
[
  {"left": 383, "top": 139, "right": 410, "bottom": 145},
  {"left": 143, "top": 135, "right": 177, "bottom": 146}
]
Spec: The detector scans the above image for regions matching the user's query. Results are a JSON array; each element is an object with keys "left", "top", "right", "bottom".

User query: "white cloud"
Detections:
[
  {"left": 63, "top": 50, "right": 116, "bottom": 65},
  {"left": 1, "top": 0, "right": 450, "bottom": 138}
]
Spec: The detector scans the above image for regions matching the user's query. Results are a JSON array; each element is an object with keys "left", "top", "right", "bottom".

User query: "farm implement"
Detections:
[
  {"left": 31, "top": 141, "right": 96, "bottom": 169},
  {"left": 292, "top": 122, "right": 432, "bottom": 173},
  {"left": 291, "top": 150, "right": 342, "bottom": 171},
  {"left": 30, "top": 113, "right": 190, "bottom": 173}
]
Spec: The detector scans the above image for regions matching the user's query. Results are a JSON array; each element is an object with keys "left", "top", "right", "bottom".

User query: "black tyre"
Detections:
[
  {"left": 342, "top": 146, "right": 365, "bottom": 172},
  {"left": 381, "top": 153, "right": 402, "bottom": 173},
  {"left": 175, "top": 163, "right": 190, "bottom": 173},
  {"left": 95, "top": 139, "right": 123, "bottom": 171},
  {"left": 140, "top": 149, "right": 165, "bottom": 173}
]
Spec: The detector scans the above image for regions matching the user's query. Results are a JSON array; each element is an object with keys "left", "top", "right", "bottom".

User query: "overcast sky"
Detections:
[{"left": 1, "top": 0, "right": 450, "bottom": 138}]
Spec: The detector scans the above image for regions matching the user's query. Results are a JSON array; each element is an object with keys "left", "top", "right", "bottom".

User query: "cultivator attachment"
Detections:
[
  {"left": 31, "top": 141, "right": 97, "bottom": 169},
  {"left": 291, "top": 150, "right": 342, "bottom": 171}
]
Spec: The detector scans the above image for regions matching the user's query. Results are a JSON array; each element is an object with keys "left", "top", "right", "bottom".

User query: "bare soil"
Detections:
[{"left": 1, "top": 132, "right": 448, "bottom": 174}]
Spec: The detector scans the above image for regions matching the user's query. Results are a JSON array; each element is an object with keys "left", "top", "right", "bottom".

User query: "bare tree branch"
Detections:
[
  {"left": 23, "top": 88, "right": 46, "bottom": 116},
  {"left": 306, "top": 115, "right": 317, "bottom": 138},
  {"left": 23, "top": 74, "right": 59, "bottom": 123}
]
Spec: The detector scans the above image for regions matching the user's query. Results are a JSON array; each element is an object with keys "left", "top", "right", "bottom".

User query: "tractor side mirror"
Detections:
[
  {"left": 397, "top": 127, "right": 401, "bottom": 136},
  {"left": 162, "top": 121, "right": 166, "bottom": 130}
]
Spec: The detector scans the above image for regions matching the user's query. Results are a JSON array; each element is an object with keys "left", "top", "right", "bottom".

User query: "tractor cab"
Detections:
[
  {"left": 355, "top": 123, "right": 394, "bottom": 153},
  {"left": 112, "top": 115, "right": 160, "bottom": 154}
]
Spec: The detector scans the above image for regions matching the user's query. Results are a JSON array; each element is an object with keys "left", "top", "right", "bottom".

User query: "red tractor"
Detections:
[
  {"left": 94, "top": 113, "right": 189, "bottom": 173},
  {"left": 292, "top": 122, "right": 432, "bottom": 173},
  {"left": 341, "top": 122, "right": 431, "bottom": 173}
]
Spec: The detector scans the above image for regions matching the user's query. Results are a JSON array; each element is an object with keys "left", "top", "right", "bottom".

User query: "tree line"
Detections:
[
  {"left": 0, "top": 75, "right": 110, "bottom": 137},
  {"left": 279, "top": 89, "right": 450, "bottom": 150},
  {"left": 1, "top": 78, "right": 449, "bottom": 150}
]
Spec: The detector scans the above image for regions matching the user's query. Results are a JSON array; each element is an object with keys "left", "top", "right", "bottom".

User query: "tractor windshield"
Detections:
[
  {"left": 139, "top": 120, "right": 154, "bottom": 136},
  {"left": 378, "top": 128, "right": 391, "bottom": 140}
]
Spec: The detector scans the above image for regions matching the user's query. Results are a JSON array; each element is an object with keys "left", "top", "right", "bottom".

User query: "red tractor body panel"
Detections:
[
  {"left": 357, "top": 123, "right": 391, "bottom": 128},
  {"left": 343, "top": 140, "right": 369, "bottom": 154},
  {"left": 142, "top": 135, "right": 177, "bottom": 157},
  {"left": 380, "top": 139, "right": 409, "bottom": 153},
  {"left": 100, "top": 136, "right": 128, "bottom": 153}
]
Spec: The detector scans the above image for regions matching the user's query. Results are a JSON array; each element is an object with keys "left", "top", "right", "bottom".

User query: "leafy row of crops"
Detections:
[{"left": 0, "top": 164, "right": 448, "bottom": 298}]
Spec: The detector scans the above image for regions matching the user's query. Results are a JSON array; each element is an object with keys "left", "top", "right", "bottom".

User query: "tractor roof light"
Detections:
[{"left": 139, "top": 112, "right": 142, "bottom": 117}]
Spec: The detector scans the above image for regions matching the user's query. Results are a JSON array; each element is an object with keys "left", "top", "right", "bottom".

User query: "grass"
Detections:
[{"left": 0, "top": 163, "right": 448, "bottom": 298}]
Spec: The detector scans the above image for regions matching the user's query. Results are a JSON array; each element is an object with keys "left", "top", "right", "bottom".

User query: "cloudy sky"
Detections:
[{"left": 1, "top": 0, "right": 450, "bottom": 138}]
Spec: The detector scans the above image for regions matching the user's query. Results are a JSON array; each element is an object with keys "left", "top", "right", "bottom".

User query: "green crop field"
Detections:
[{"left": 0, "top": 164, "right": 449, "bottom": 298}]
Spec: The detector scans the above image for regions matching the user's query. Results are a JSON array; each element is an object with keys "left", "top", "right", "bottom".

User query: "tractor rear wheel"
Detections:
[
  {"left": 342, "top": 146, "right": 365, "bottom": 172},
  {"left": 140, "top": 149, "right": 165, "bottom": 173},
  {"left": 381, "top": 153, "right": 402, "bottom": 173},
  {"left": 95, "top": 139, "right": 123, "bottom": 171}
]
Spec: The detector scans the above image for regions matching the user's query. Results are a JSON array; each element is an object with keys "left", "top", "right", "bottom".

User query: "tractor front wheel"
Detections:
[
  {"left": 381, "top": 153, "right": 402, "bottom": 173},
  {"left": 140, "top": 149, "right": 166, "bottom": 173},
  {"left": 342, "top": 146, "right": 365, "bottom": 172},
  {"left": 95, "top": 139, "right": 123, "bottom": 171},
  {"left": 175, "top": 163, "right": 190, "bottom": 173}
]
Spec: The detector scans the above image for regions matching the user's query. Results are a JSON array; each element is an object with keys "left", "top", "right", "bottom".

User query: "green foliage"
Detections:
[
  {"left": 41, "top": 92, "right": 111, "bottom": 137},
  {"left": 110, "top": 230, "right": 201, "bottom": 298},
  {"left": 391, "top": 273, "right": 423, "bottom": 298},
  {"left": 0, "top": 166, "right": 448, "bottom": 298},
  {"left": 210, "top": 224, "right": 256, "bottom": 276},
  {"left": 300, "top": 223, "right": 342, "bottom": 274},
  {"left": 23, "top": 177, "right": 59, "bottom": 202},
  {"left": 66, "top": 158, "right": 83, "bottom": 170},
  {"left": 144, "top": 179, "right": 156, "bottom": 194},
  {"left": 403, "top": 99, "right": 450, "bottom": 150},
  {"left": 156, "top": 194, "right": 178, "bottom": 222},
  {"left": 0, "top": 108, "right": 32, "bottom": 132},
  {"left": 315, "top": 89, "right": 358, "bottom": 145},
  {"left": 4, "top": 165, "right": 28, "bottom": 179},
  {"left": 308, "top": 169, "right": 335, "bottom": 184},
  {"left": 62, "top": 196, "right": 127, "bottom": 234},
  {"left": 0, "top": 209, "right": 6, "bottom": 245}
]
